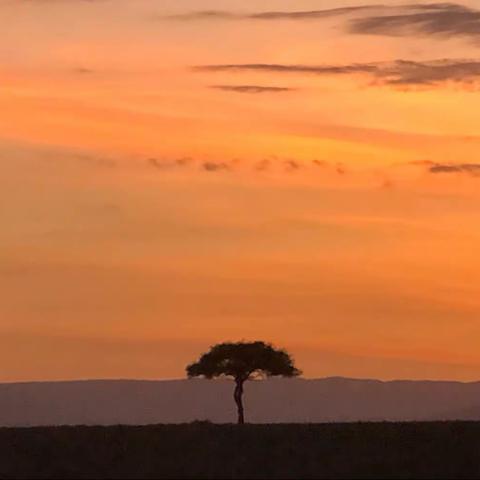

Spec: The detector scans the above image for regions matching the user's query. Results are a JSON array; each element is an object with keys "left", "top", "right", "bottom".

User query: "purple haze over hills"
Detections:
[{"left": 1, "top": 377, "right": 480, "bottom": 427}]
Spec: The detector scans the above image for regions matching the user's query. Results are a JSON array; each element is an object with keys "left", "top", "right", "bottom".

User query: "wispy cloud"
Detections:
[
  {"left": 166, "top": 5, "right": 379, "bottom": 21},
  {"left": 13, "top": 2, "right": 480, "bottom": 45},
  {"left": 168, "top": 3, "right": 480, "bottom": 44},
  {"left": 146, "top": 156, "right": 351, "bottom": 177},
  {"left": 201, "top": 161, "right": 232, "bottom": 172},
  {"left": 210, "top": 85, "right": 295, "bottom": 94},
  {"left": 195, "top": 59, "right": 480, "bottom": 88},
  {"left": 349, "top": 3, "right": 480, "bottom": 42},
  {"left": 411, "top": 160, "right": 480, "bottom": 176},
  {"left": 167, "top": 10, "right": 237, "bottom": 20},
  {"left": 72, "top": 67, "right": 95, "bottom": 75},
  {"left": 428, "top": 163, "right": 480, "bottom": 176},
  {"left": 195, "top": 63, "right": 378, "bottom": 75},
  {"left": 148, "top": 157, "right": 192, "bottom": 170}
]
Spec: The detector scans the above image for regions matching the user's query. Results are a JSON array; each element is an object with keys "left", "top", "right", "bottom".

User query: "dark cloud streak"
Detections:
[
  {"left": 195, "top": 59, "right": 480, "bottom": 88},
  {"left": 167, "top": 5, "right": 379, "bottom": 21},
  {"left": 211, "top": 85, "right": 295, "bottom": 94},
  {"left": 168, "top": 3, "right": 480, "bottom": 44},
  {"left": 349, "top": 3, "right": 480, "bottom": 42},
  {"left": 146, "top": 157, "right": 351, "bottom": 176},
  {"left": 201, "top": 161, "right": 231, "bottom": 172},
  {"left": 196, "top": 63, "right": 378, "bottom": 75},
  {"left": 428, "top": 163, "right": 480, "bottom": 175}
]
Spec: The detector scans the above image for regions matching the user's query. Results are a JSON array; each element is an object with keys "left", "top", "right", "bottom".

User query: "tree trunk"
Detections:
[{"left": 233, "top": 379, "right": 245, "bottom": 425}]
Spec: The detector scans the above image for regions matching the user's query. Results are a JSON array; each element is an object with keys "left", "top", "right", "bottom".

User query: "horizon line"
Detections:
[{"left": 2, "top": 375, "right": 480, "bottom": 386}]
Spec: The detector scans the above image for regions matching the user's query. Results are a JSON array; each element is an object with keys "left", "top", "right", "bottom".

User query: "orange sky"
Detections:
[{"left": 2, "top": 0, "right": 480, "bottom": 382}]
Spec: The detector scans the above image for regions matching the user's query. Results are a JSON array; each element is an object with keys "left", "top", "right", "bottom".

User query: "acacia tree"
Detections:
[{"left": 186, "top": 341, "right": 301, "bottom": 424}]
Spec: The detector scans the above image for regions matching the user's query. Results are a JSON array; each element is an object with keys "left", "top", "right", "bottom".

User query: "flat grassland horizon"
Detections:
[{"left": 2, "top": 422, "right": 480, "bottom": 479}]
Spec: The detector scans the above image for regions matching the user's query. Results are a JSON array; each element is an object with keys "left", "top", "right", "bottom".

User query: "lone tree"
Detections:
[{"left": 186, "top": 341, "right": 301, "bottom": 424}]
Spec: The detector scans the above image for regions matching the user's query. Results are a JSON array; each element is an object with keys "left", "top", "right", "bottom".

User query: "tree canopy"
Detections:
[
  {"left": 187, "top": 341, "right": 301, "bottom": 424},
  {"left": 186, "top": 341, "right": 301, "bottom": 382}
]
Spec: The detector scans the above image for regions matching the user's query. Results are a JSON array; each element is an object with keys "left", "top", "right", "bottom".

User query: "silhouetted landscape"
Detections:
[
  {"left": 2, "top": 377, "right": 480, "bottom": 426},
  {"left": 2, "top": 421, "right": 480, "bottom": 479},
  {"left": 6, "top": 0, "right": 480, "bottom": 477},
  {"left": 5, "top": 374, "right": 480, "bottom": 477}
]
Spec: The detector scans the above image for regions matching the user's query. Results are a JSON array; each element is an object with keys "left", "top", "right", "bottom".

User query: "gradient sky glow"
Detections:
[{"left": 3, "top": 0, "right": 480, "bottom": 382}]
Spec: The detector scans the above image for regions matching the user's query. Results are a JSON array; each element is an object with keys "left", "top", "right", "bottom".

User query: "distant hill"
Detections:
[{"left": 1, "top": 377, "right": 480, "bottom": 426}]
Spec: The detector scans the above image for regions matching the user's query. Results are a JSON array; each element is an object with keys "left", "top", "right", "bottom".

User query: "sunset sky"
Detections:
[{"left": 3, "top": 0, "right": 480, "bottom": 382}]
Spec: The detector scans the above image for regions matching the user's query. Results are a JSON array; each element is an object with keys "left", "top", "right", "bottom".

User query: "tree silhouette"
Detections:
[{"left": 186, "top": 341, "right": 301, "bottom": 424}]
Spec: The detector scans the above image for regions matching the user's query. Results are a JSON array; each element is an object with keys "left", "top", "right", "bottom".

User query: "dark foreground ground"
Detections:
[{"left": 1, "top": 422, "right": 480, "bottom": 479}]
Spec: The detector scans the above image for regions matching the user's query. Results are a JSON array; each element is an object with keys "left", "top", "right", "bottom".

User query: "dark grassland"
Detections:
[{"left": 1, "top": 422, "right": 480, "bottom": 479}]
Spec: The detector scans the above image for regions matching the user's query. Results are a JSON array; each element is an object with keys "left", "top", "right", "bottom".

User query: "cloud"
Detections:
[
  {"left": 148, "top": 157, "right": 238, "bottom": 174},
  {"left": 73, "top": 67, "right": 95, "bottom": 74},
  {"left": 411, "top": 159, "right": 480, "bottom": 176},
  {"left": 201, "top": 161, "right": 232, "bottom": 172},
  {"left": 254, "top": 159, "right": 271, "bottom": 172},
  {"left": 148, "top": 158, "right": 192, "bottom": 169},
  {"left": 428, "top": 163, "right": 480, "bottom": 176},
  {"left": 284, "top": 160, "right": 302, "bottom": 172},
  {"left": 167, "top": 10, "right": 237, "bottom": 20},
  {"left": 211, "top": 85, "right": 295, "bottom": 94},
  {"left": 167, "top": 5, "right": 379, "bottom": 21},
  {"left": 167, "top": 3, "right": 480, "bottom": 44},
  {"left": 251, "top": 6, "right": 378, "bottom": 20},
  {"left": 148, "top": 158, "right": 174, "bottom": 169},
  {"left": 146, "top": 156, "right": 355, "bottom": 179},
  {"left": 195, "top": 63, "right": 379, "bottom": 75},
  {"left": 380, "top": 59, "right": 480, "bottom": 87},
  {"left": 195, "top": 59, "right": 480, "bottom": 88},
  {"left": 349, "top": 3, "right": 480, "bottom": 42}
]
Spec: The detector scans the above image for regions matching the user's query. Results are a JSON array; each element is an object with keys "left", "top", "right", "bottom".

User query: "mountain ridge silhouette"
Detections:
[{"left": 2, "top": 377, "right": 480, "bottom": 426}]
